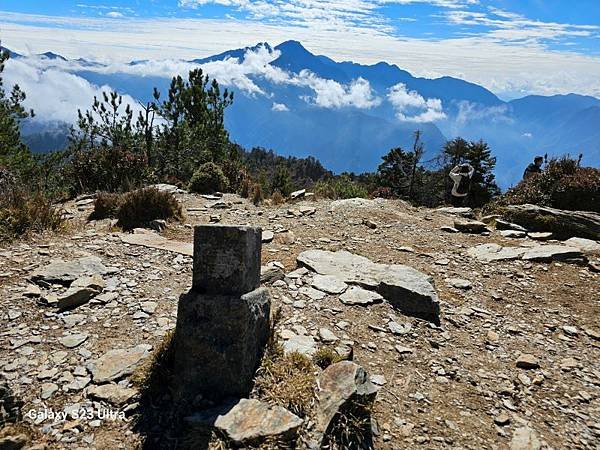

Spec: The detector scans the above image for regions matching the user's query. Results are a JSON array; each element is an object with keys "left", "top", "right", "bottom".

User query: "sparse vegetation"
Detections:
[
  {"left": 314, "top": 174, "right": 369, "bottom": 200},
  {"left": 189, "top": 162, "right": 229, "bottom": 194},
  {"left": 116, "top": 187, "right": 183, "bottom": 231},
  {"left": 312, "top": 347, "right": 344, "bottom": 369},
  {"left": 0, "top": 184, "right": 63, "bottom": 242},
  {"left": 492, "top": 155, "right": 600, "bottom": 212},
  {"left": 90, "top": 192, "right": 122, "bottom": 220}
]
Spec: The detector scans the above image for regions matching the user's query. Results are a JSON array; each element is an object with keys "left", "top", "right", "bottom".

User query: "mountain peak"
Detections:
[
  {"left": 38, "top": 52, "right": 67, "bottom": 61},
  {"left": 275, "top": 40, "right": 312, "bottom": 56}
]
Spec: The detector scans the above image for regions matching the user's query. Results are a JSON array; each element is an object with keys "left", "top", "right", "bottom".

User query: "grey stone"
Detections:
[
  {"left": 172, "top": 288, "right": 270, "bottom": 402},
  {"left": 505, "top": 204, "right": 600, "bottom": 240},
  {"left": 564, "top": 237, "right": 600, "bottom": 253},
  {"left": 446, "top": 278, "right": 472, "bottom": 290},
  {"left": 510, "top": 426, "right": 541, "bottom": 450},
  {"left": 192, "top": 225, "right": 261, "bottom": 295},
  {"left": 339, "top": 286, "right": 383, "bottom": 306},
  {"left": 319, "top": 328, "right": 338, "bottom": 343},
  {"left": 290, "top": 189, "right": 306, "bottom": 199},
  {"left": 299, "top": 286, "right": 327, "bottom": 301},
  {"left": 298, "top": 250, "right": 439, "bottom": 321},
  {"left": 516, "top": 354, "right": 540, "bottom": 369},
  {"left": 140, "top": 301, "right": 157, "bottom": 314},
  {"left": 436, "top": 207, "right": 474, "bottom": 217},
  {"left": 467, "top": 244, "right": 526, "bottom": 262},
  {"left": 283, "top": 334, "right": 317, "bottom": 357},
  {"left": 87, "top": 344, "right": 152, "bottom": 383},
  {"left": 260, "top": 264, "right": 285, "bottom": 284},
  {"left": 119, "top": 231, "right": 193, "bottom": 256},
  {"left": 57, "top": 274, "right": 105, "bottom": 310},
  {"left": 261, "top": 231, "right": 274, "bottom": 243},
  {"left": 441, "top": 226, "right": 459, "bottom": 233},
  {"left": 453, "top": 219, "right": 489, "bottom": 234},
  {"left": 211, "top": 398, "right": 303, "bottom": 445},
  {"left": 314, "top": 362, "right": 378, "bottom": 442},
  {"left": 311, "top": 275, "right": 348, "bottom": 294},
  {"left": 500, "top": 230, "right": 527, "bottom": 238},
  {"left": 521, "top": 245, "right": 582, "bottom": 262},
  {"left": 388, "top": 321, "right": 412, "bottom": 335},
  {"left": 31, "top": 256, "right": 108, "bottom": 286},
  {"left": 41, "top": 382, "right": 59, "bottom": 400},
  {"left": 495, "top": 219, "right": 527, "bottom": 232},
  {"left": 59, "top": 333, "right": 89, "bottom": 348},
  {"left": 87, "top": 383, "right": 137, "bottom": 405},
  {"left": 528, "top": 232, "right": 553, "bottom": 241}
]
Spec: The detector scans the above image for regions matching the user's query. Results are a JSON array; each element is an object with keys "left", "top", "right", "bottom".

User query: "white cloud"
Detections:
[
  {"left": 454, "top": 100, "right": 511, "bottom": 126},
  {"left": 272, "top": 102, "right": 289, "bottom": 111},
  {"left": 105, "top": 12, "right": 124, "bottom": 19},
  {"left": 1, "top": 11, "right": 600, "bottom": 98},
  {"left": 297, "top": 73, "right": 381, "bottom": 108},
  {"left": 387, "top": 83, "right": 445, "bottom": 122},
  {"left": 3, "top": 57, "right": 141, "bottom": 125}
]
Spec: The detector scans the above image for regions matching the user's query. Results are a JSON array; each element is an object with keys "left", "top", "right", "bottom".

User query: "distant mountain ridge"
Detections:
[{"left": 5, "top": 41, "right": 599, "bottom": 187}]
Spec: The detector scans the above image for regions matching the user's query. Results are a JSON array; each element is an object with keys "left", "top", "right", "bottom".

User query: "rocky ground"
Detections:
[{"left": 0, "top": 189, "right": 598, "bottom": 449}]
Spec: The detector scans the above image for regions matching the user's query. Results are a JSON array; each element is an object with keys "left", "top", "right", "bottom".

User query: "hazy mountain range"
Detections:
[{"left": 5, "top": 41, "right": 599, "bottom": 188}]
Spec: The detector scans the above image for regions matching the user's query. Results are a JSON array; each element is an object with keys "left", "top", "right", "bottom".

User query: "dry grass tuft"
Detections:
[
  {"left": 252, "top": 306, "right": 316, "bottom": 418},
  {"left": 312, "top": 347, "right": 344, "bottom": 369},
  {"left": 270, "top": 191, "right": 286, "bottom": 205},
  {"left": 116, "top": 187, "right": 183, "bottom": 231}
]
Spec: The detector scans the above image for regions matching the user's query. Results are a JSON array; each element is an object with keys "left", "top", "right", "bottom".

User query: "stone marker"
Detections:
[{"left": 172, "top": 225, "right": 270, "bottom": 402}]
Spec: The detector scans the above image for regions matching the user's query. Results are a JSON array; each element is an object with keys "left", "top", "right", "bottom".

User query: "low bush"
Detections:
[
  {"left": 314, "top": 175, "right": 368, "bottom": 200},
  {"left": 116, "top": 187, "right": 183, "bottom": 231},
  {"left": 493, "top": 156, "right": 600, "bottom": 212},
  {"left": 188, "top": 162, "right": 229, "bottom": 194},
  {"left": 270, "top": 190, "right": 285, "bottom": 205},
  {"left": 369, "top": 186, "right": 395, "bottom": 199},
  {"left": 251, "top": 182, "right": 264, "bottom": 206},
  {"left": 90, "top": 192, "right": 122, "bottom": 220},
  {"left": 0, "top": 186, "right": 63, "bottom": 242}
]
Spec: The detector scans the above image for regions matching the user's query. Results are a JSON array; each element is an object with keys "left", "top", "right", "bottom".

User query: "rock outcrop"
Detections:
[
  {"left": 504, "top": 204, "right": 600, "bottom": 240},
  {"left": 297, "top": 250, "right": 440, "bottom": 322}
]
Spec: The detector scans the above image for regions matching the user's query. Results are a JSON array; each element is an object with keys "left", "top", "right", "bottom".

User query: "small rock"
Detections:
[
  {"left": 339, "top": 286, "right": 384, "bottom": 306},
  {"left": 446, "top": 278, "right": 472, "bottom": 290},
  {"left": 41, "top": 382, "right": 59, "bottom": 400},
  {"left": 283, "top": 335, "right": 317, "bottom": 357},
  {"left": 87, "top": 384, "right": 137, "bottom": 406},
  {"left": 319, "top": 328, "right": 338, "bottom": 343},
  {"left": 262, "top": 231, "right": 275, "bottom": 243},
  {"left": 494, "top": 412, "right": 510, "bottom": 426},
  {"left": 516, "top": 354, "right": 540, "bottom": 369},
  {"left": 59, "top": 333, "right": 89, "bottom": 349},
  {"left": 454, "top": 219, "right": 489, "bottom": 234}
]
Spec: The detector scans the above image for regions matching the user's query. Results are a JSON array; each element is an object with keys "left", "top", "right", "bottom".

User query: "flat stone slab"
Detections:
[
  {"left": 297, "top": 250, "right": 439, "bottom": 321},
  {"left": 339, "top": 286, "right": 383, "bottom": 306},
  {"left": 299, "top": 286, "right": 327, "bottom": 301},
  {"left": 59, "top": 333, "right": 89, "bottom": 348},
  {"left": 119, "top": 231, "right": 192, "bottom": 256},
  {"left": 311, "top": 275, "right": 348, "bottom": 295},
  {"left": 212, "top": 399, "right": 303, "bottom": 446},
  {"left": 87, "top": 344, "right": 152, "bottom": 383},
  {"left": 283, "top": 334, "right": 317, "bottom": 356},
  {"left": 467, "top": 244, "right": 527, "bottom": 262},
  {"left": 31, "top": 256, "right": 108, "bottom": 286},
  {"left": 87, "top": 383, "right": 137, "bottom": 405},
  {"left": 565, "top": 237, "right": 600, "bottom": 253},
  {"left": 522, "top": 245, "right": 582, "bottom": 262}
]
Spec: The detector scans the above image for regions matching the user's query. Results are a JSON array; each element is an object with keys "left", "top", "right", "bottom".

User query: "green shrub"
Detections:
[
  {"left": 116, "top": 187, "right": 182, "bottom": 231},
  {"left": 188, "top": 162, "right": 229, "bottom": 194},
  {"left": 314, "top": 174, "right": 368, "bottom": 199},
  {"left": 494, "top": 156, "right": 600, "bottom": 212},
  {"left": 0, "top": 186, "right": 63, "bottom": 242},
  {"left": 90, "top": 192, "right": 122, "bottom": 220}
]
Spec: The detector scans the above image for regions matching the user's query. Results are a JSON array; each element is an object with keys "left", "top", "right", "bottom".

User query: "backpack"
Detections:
[{"left": 456, "top": 174, "right": 471, "bottom": 195}]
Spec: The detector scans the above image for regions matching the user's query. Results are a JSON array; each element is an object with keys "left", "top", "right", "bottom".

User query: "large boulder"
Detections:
[
  {"left": 297, "top": 250, "right": 439, "bottom": 322},
  {"left": 504, "top": 204, "right": 600, "bottom": 240}
]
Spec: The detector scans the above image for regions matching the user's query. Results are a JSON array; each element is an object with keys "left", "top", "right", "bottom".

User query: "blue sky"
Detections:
[{"left": 1, "top": 1, "right": 599, "bottom": 98}]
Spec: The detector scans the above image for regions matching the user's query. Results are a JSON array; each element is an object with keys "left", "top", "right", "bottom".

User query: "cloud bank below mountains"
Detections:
[{"left": 5, "top": 46, "right": 445, "bottom": 124}]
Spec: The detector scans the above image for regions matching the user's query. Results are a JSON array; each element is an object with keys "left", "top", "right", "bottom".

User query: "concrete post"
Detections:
[{"left": 172, "top": 225, "right": 271, "bottom": 403}]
